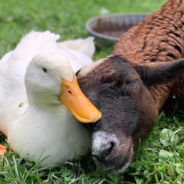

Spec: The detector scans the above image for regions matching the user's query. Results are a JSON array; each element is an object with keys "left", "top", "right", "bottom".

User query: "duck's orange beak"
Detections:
[{"left": 59, "top": 73, "right": 101, "bottom": 123}]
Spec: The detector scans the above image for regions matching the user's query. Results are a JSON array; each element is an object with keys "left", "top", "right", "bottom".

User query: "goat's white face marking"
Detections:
[
  {"left": 78, "top": 58, "right": 106, "bottom": 77},
  {"left": 92, "top": 131, "right": 122, "bottom": 153},
  {"left": 92, "top": 131, "right": 133, "bottom": 173}
]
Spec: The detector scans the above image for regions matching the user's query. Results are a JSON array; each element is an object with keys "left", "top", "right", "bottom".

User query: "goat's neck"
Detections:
[{"left": 149, "top": 82, "right": 175, "bottom": 111}]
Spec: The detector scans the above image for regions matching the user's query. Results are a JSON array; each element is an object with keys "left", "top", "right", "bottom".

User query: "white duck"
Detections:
[{"left": 0, "top": 31, "right": 101, "bottom": 167}]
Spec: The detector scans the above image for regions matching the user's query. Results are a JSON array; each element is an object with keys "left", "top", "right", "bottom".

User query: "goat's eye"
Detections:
[
  {"left": 43, "top": 68, "right": 47, "bottom": 73},
  {"left": 125, "top": 81, "right": 132, "bottom": 85},
  {"left": 125, "top": 80, "right": 137, "bottom": 85}
]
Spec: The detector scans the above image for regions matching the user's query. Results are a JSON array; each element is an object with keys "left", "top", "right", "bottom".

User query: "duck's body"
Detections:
[
  {"left": 0, "top": 31, "right": 100, "bottom": 167},
  {"left": 8, "top": 104, "right": 89, "bottom": 166}
]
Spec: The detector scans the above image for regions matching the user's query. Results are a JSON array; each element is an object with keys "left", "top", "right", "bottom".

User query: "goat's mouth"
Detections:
[
  {"left": 93, "top": 147, "right": 133, "bottom": 173},
  {"left": 92, "top": 134, "right": 134, "bottom": 173}
]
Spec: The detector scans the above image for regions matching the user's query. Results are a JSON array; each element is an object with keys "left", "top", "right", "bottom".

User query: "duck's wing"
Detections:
[
  {"left": 56, "top": 45, "right": 94, "bottom": 73},
  {"left": 58, "top": 37, "right": 95, "bottom": 58},
  {"left": 57, "top": 37, "right": 95, "bottom": 72}
]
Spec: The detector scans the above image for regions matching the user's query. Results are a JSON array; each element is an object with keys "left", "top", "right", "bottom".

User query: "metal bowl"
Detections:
[{"left": 85, "top": 13, "right": 149, "bottom": 47}]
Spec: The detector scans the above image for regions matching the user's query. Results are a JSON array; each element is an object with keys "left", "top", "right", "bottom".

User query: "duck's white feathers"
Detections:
[
  {"left": 59, "top": 37, "right": 95, "bottom": 58},
  {"left": 8, "top": 105, "right": 90, "bottom": 167},
  {"left": 0, "top": 31, "right": 94, "bottom": 166}
]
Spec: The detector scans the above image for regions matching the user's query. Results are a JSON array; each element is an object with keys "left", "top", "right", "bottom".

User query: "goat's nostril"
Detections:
[
  {"left": 109, "top": 142, "right": 114, "bottom": 153},
  {"left": 92, "top": 142, "right": 114, "bottom": 162},
  {"left": 104, "top": 142, "right": 114, "bottom": 157}
]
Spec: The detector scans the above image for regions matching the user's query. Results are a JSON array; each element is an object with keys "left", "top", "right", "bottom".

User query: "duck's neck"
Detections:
[
  {"left": 7, "top": 103, "right": 90, "bottom": 167},
  {"left": 26, "top": 89, "right": 61, "bottom": 108}
]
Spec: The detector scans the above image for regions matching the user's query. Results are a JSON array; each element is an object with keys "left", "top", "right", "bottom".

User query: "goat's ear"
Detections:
[{"left": 134, "top": 58, "right": 184, "bottom": 85}]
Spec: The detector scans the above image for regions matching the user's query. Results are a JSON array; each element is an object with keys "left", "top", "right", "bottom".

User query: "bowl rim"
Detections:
[{"left": 85, "top": 13, "right": 150, "bottom": 41}]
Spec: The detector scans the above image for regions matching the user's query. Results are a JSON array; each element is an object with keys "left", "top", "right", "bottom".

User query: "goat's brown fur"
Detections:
[
  {"left": 112, "top": 0, "right": 184, "bottom": 112},
  {"left": 77, "top": 0, "right": 184, "bottom": 173}
]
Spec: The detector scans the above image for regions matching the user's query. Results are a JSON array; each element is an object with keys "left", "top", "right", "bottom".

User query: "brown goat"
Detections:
[{"left": 77, "top": 0, "right": 184, "bottom": 173}]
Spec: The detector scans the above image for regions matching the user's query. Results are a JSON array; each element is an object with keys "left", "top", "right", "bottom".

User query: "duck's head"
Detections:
[{"left": 25, "top": 52, "right": 101, "bottom": 123}]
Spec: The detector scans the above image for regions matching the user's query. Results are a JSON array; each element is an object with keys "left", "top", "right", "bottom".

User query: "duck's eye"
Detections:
[{"left": 43, "top": 68, "right": 47, "bottom": 73}]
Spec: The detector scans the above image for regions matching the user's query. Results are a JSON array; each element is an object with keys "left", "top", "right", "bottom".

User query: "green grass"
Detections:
[{"left": 1, "top": 0, "right": 183, "bottom": 183}]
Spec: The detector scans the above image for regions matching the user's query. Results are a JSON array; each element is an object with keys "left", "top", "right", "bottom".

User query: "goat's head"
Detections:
[{"left": 77, "top": 55, "right": 184, "bottom": 173}]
